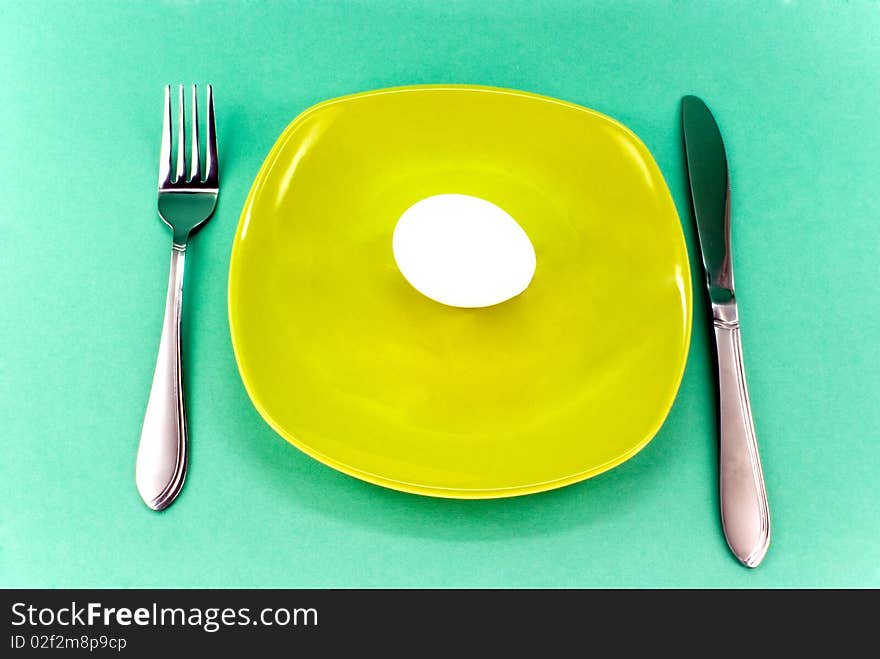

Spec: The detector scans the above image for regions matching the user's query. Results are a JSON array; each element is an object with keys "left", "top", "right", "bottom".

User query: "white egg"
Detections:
[{"left": 392, "top": 194, "right": 536, "bottom": 308}]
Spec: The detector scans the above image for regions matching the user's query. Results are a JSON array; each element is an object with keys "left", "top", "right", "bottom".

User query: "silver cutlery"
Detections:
[
  {"left": 681, "top": 95, "right": 770, "bottom": 567},
  {"left": 136, "top": 84, "right": 219, "bottom": 511}
]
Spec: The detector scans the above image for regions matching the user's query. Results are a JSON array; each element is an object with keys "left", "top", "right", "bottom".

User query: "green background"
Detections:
[{"left": 2, "top": 0, "right": 878, "bottom": 588}]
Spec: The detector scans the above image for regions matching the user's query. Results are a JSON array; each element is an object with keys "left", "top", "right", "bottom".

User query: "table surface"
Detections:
[{"left": 2, "top": 0, "right": 878, "bottom": 588}]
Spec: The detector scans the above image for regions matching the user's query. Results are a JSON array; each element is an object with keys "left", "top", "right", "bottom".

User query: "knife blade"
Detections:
[{"left": 682, "top": 95, "right": 771, "bottom": 568}]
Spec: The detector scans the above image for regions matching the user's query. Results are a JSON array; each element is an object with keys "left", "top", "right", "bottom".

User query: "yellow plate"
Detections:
[{"left": 228, "top": 85, "right": 692, "bottom": 498}]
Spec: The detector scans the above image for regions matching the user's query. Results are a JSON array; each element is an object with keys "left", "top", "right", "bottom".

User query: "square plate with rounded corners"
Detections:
[{"left": 229, "top": 85, "right": 691, "bottom": 498}]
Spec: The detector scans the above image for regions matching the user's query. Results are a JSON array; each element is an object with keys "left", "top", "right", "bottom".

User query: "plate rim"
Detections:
[{"left": 228, "top": 83, "right": 693, "bottom": 499}]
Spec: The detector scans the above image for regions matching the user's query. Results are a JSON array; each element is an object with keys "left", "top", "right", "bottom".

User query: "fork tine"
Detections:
[
  {"left": 158, "top": 85, "right": 172, "bottom": 187},
  {"left": 189, "top": 85, "right": 201, "bottom": 183},
  {"left": 204, "top": 84, "right": 218, "bottom": 186},
  {"left": 176, "top": 84, "right": 185, "bottom": 183}
]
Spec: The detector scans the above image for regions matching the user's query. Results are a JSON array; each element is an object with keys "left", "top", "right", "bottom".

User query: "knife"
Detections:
[{"left": 681, "top": 95, "right": 770, "bottom": 568}]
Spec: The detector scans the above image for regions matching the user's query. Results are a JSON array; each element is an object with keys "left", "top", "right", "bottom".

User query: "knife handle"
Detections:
[{"left": 713, "top": 315, "right": 770, "bottom": 567}]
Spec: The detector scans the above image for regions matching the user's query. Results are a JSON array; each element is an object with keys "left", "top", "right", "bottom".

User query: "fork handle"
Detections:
[
  {"left": 714, "top": 317, "right": 770, "bottom": 567},
  {"left": 136, "top": 244, "right": 187, "bottom": 510}
]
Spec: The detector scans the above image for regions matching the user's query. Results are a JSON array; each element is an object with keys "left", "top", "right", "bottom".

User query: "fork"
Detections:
[{"left": 136, "top": 84, "right": 219, "bottom": 511}]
